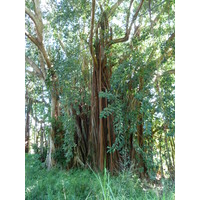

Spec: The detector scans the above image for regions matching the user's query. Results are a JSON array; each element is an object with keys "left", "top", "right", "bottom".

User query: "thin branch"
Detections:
[
  {"left": 26, "top": 69, "right": 39, "bottom": 77},
  {"left": 25, "top": 30, "right": 40, "bottom": 46},
  {"left": 58, "top": 38, "right": 66, "bottom": 54},
  {"left": 25, "top": 7, "right": 37, "bottom": 25},
  {"left": 147, "top": 32, "right": 175, "bottom": 66},
  {"left": 107, "top": 0, "right": 124, "bottom": 18},
  {"left": 155, "top": 69, "right": 175, "bottom": 81},
  {"left": 25, "top": 56, "right": 44, "bottom": 79},
  {"left": 148, "top": 0, "right": 152, "bottom": 25},
  {"left": 127, "top": 0, "right": 145, "bottom": 37},
  {"left": 108, "top": 0, "right": 144, "bottom": 46},
  {"left": 162, "top": 69, "right": 175, "bottom": 76},
  {"left": 32, "top": 114, "right": 45, "bottom": 123},
  {"left": 126, "top": 0, "right": 134, "bottom": 32},
  {"left": 26, "top": 94, "right": 49, "bottom": 106}
]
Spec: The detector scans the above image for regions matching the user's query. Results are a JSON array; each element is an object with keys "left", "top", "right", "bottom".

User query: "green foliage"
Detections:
[{"left": 26, "top": 154, "right": 175, "bottom": 200}]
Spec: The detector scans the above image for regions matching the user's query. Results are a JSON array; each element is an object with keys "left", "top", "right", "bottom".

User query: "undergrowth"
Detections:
[{"left": 25, "top": 154, "right": 175, "bottom": 200}]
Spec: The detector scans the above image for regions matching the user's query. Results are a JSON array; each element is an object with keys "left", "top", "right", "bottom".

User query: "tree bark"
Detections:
[
  {"left": 88, "top": 0, "right": 144, "bottom": 172},
  {"left": 88, "top": 3, "right": 119, "bottom": 171}
]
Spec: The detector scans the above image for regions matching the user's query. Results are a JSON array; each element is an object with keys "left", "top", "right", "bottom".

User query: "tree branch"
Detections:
[
  {"left": 127, "top": 0, "right": 144, "bottom": 37},
  {"left": 162, "top": 69, "right": 175, "bottom": 76},
  {"left": 108, "top": 0, "right": 144, "bottom": 46},
  {"left": 25, "top": 7, "right": 37, "bottom": 25},
  {"left": 107, "top": 0, "right": 124, "bottom": 18},
  {"left": 126, "top": 0, "right": 134, "bottom": 32},
  {"left": 39, "top": 53, "right": 47, "bottom": 80},
  {"left": 155, "top": 69, "right": 175, "bottom": 82},
  {"left": 25, "top": 56, "right": 45, "bottom": 80},
  {"left": 32, "top": 114, "right": 45, "bottom": 123},
  {"left": 33, "top": 0, "right": 43, "bottom": 20},
  {"left": 26, "top": 69, "right": 39, "bottom": 77},
  {"left": 26, "top": 29, "right": 51, "bottom": 69},
  {"left": 147, "top": 32, "right": 175, "bottom": 66},
  {"left": 58, "top": 38, "right": 66, "bottom": 54},
  {"left": 25, "top": 30, "right": 39, "bottom": 46},
  {"left": 26, "top": 94, "right": 48, "bottom": 106},
  {"left": 89, "top": 0, "right": 98, "bottom": 67}
]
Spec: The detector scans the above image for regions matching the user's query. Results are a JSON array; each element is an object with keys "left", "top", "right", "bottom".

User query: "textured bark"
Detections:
[
  {"left": 71, "top": 103, "right": 90, "bottom": 165},
  {"left": 88, "top": 2, "right": 117, "bottom": 171},
  {"left": 46, "top": 134, "right": 55, "bottom": 169},
  {"left": 46, "top": 91, "right": 61, "bottom": 169},
  {"left": 88, "top": 0, "right": 144, "bottom": 172}
]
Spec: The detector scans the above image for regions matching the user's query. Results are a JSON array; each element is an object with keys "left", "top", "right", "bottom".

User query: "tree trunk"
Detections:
[
  {"left": 164, "top": 133, "right": 172, "bottom": 172},
  {"left": 159, "top": 133, "right": 164, "bottom": 176},
  {"left": 46, "top": 86, "right": 61, "bottom": 169},
  {"left": 25, "top": 99, "right": 32, "bottom": 153},
  {"left": 88, "top": 13, "right": 118, "bottom": 172},
  {"left": 40, "top": 123, "right": 44, "bottom": 155},
  {"left": 169, "top": 136, "right": 175, "bottom": 167},
  {"left": 136, "top": 76, "right": 148, "bottom": 178}
]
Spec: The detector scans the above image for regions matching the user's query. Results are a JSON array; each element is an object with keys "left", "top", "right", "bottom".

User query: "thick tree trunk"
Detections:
[
  {"left": 46, "top": 86, "right": 61, "bottom": 169},
  {"left": 71, "top": 103, "right": 90, "bottom": 166},
  {"left": 89, "top": 58, "right": 118, "bottom": 172},
  {"left": 88, "top": 0, "right": 144, "bottom": 173},
  {"left": 88, "top": 15, "right": 119, "bottom": 172},
  {"left": 46, "top": 134, "right": 55, "bottom": 169}
]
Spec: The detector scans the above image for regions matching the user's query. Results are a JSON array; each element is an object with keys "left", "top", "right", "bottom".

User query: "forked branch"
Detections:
[
  {"left": 25, "top": 7, "right": 37, "bottom": 25},
  {"left": 108, "top": 0, "right": 144, "bottom": 46}
]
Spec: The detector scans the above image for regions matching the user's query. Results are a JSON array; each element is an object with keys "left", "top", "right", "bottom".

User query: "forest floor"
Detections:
[{"left": 25, "top": 154, "right": 175, "bottom": 200}]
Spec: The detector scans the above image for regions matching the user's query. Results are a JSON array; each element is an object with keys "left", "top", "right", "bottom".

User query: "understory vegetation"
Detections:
[{"left": 26, "top": 154, "right": 174, "bottom": 200}]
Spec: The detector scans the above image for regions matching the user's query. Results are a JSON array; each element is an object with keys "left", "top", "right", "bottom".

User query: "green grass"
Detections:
[{"left": 25, "top": 154, "right": 175, "bottom": 200}]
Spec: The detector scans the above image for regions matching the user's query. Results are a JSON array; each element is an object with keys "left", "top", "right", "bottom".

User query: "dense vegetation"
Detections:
[
  {"left": 26, "top": 154, "right": 174, "bottom": 199},
  {"left": 25, "top": 0, "right": 175, "bottom": 198}
]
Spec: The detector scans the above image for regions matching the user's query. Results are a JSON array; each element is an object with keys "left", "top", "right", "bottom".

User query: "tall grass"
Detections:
[{"left": 25, "top": 154, "right": 175, "bottom": 200}]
